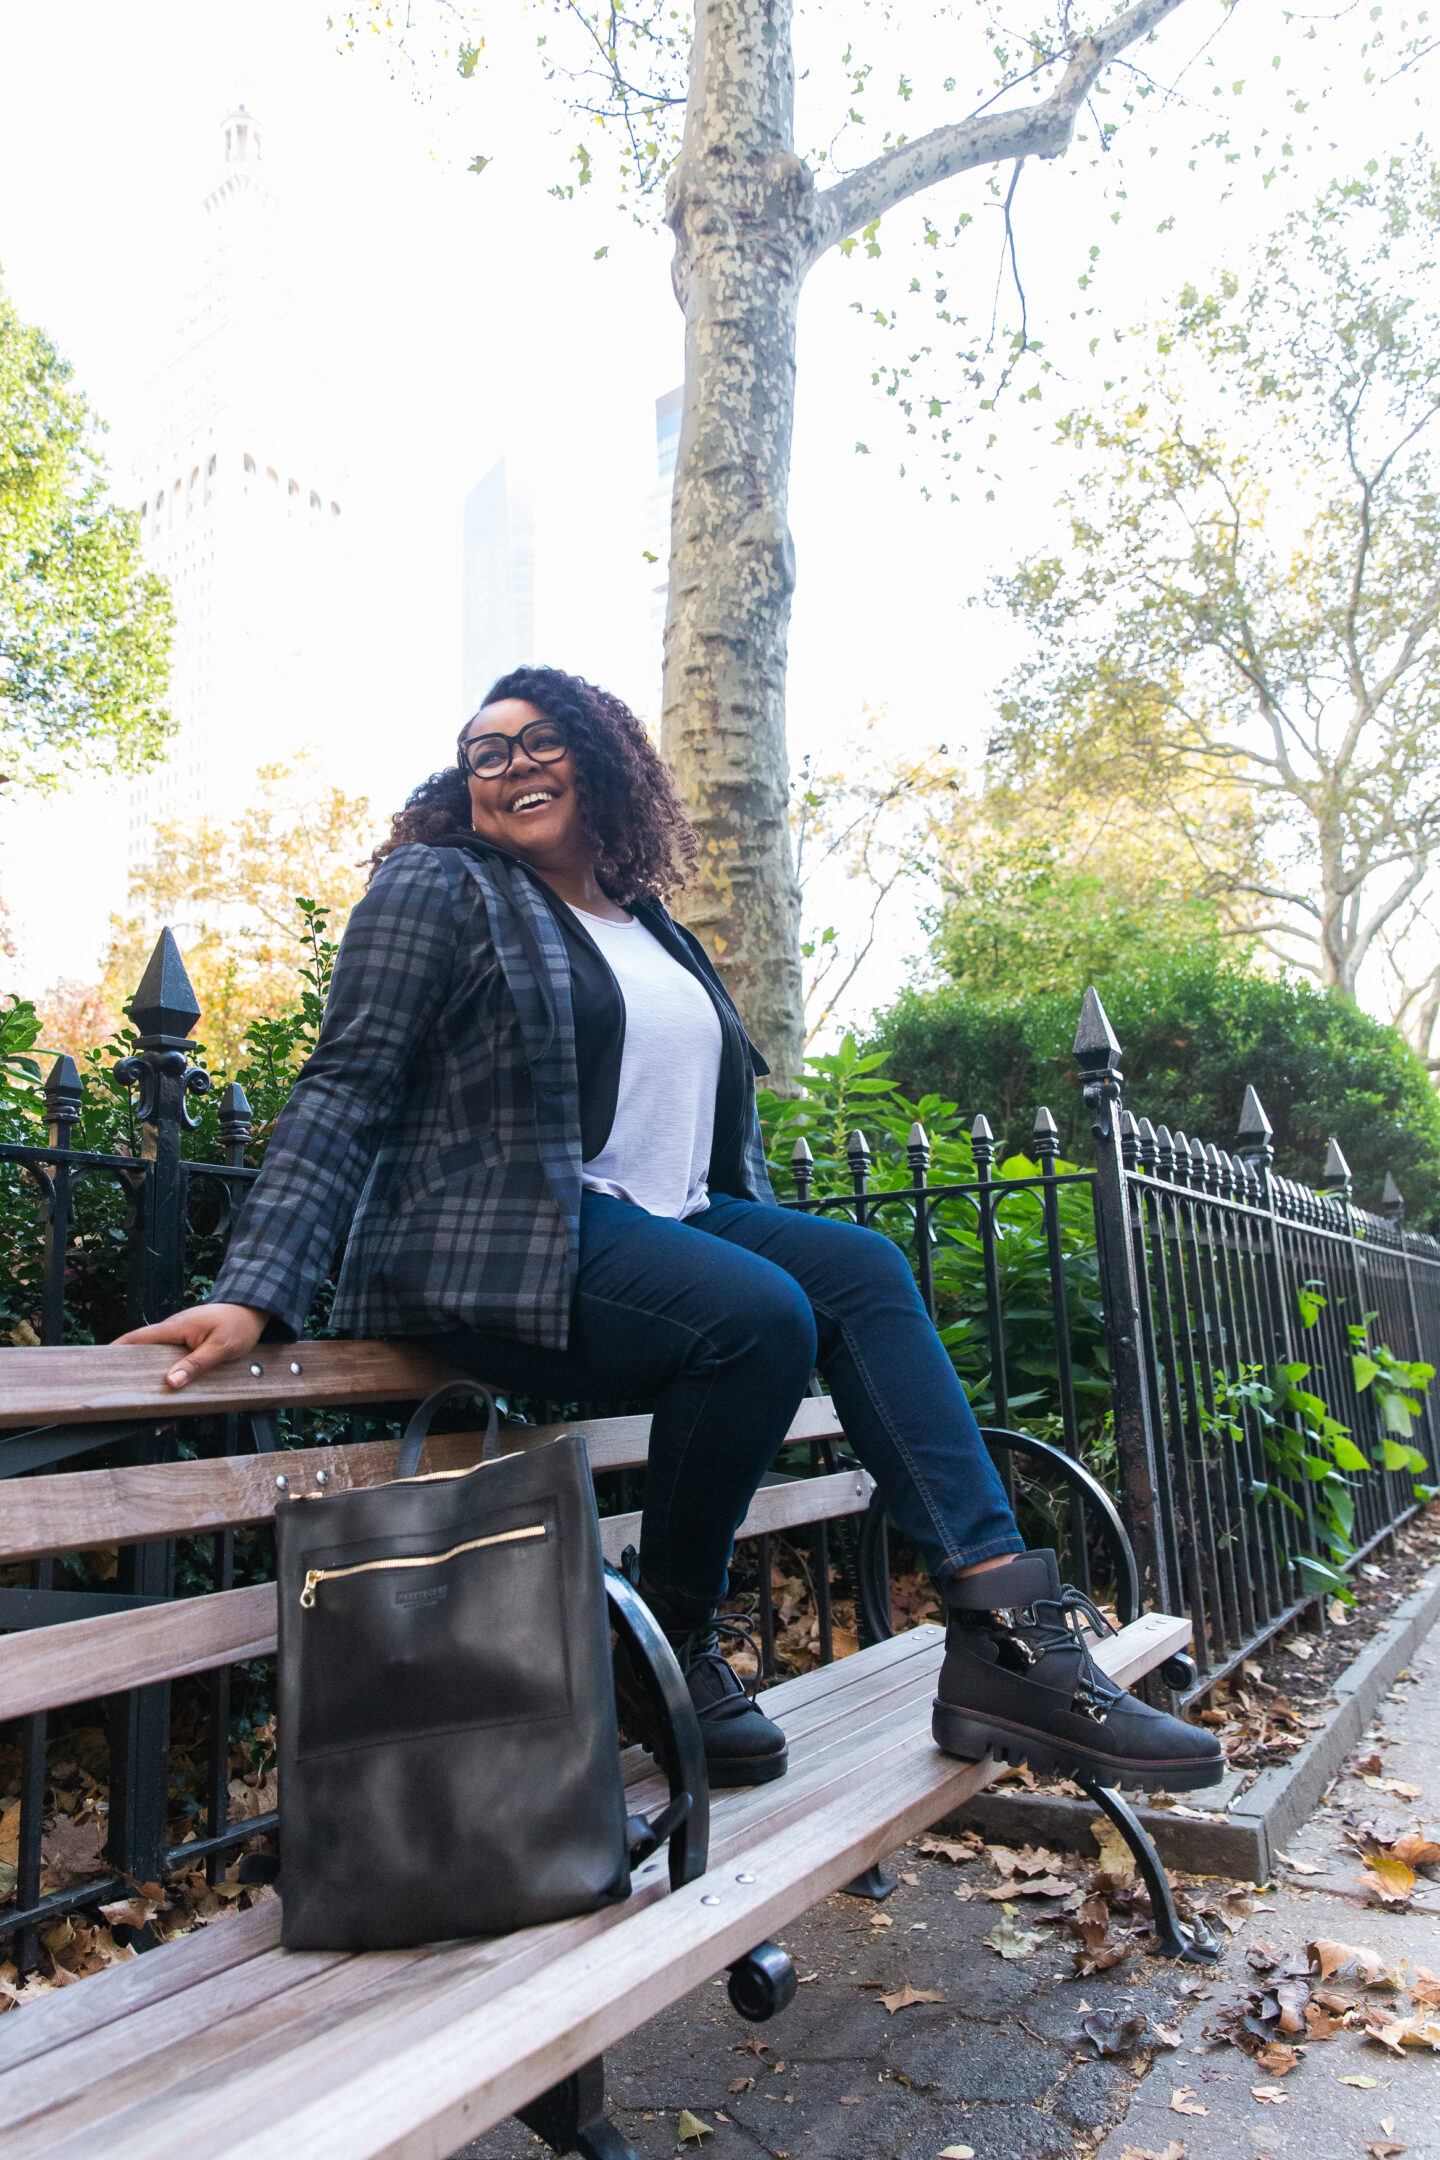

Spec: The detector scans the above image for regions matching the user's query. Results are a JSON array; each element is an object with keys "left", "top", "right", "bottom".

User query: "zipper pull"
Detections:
[{"left": 300, "top": 1570, "right": 322, "bottom": 1610}]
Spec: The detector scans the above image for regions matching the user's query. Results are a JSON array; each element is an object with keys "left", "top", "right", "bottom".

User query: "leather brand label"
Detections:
[{"left": 394, "top": 1582, "right": 449, "bottom": 1609}]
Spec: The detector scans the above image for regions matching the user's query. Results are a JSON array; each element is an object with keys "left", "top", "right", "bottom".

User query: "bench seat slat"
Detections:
[{"left": 0, "top": 1400, "right": 848, "bottom": 1562}]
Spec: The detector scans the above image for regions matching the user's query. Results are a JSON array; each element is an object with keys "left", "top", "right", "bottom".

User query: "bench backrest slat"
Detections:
[
  {"left": 0, "top": 1396, "right": 847, "bottom": 1564},
  {"left": 0, "top": 1468, "right": 876, "bottom": 1722}
]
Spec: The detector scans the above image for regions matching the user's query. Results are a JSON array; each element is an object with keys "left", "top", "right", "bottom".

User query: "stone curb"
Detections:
[{"left": 934, "top": 1562, "right": 1440, "bottom": 1882}]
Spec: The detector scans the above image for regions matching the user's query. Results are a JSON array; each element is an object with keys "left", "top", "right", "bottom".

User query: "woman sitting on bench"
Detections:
[{"left": 120, "top": 665, "right": 1220, "bottom": 1797}]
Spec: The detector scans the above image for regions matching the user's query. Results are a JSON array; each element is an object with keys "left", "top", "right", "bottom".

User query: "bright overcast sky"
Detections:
[{"left": 0, "top": 0, "right": 1426, "bottom": 1014}]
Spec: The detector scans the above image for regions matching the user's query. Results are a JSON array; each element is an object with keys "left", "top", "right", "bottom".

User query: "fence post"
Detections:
[
  {"left": 39, "top": 1055, "right": 82, "bottom": 1345},
  {"left": 108, "top": 929, "right": 211, "bottom": 1889},
  {"left": 1073, "top": 988, "right": 1173, "bottom": 1612},
  {"left": 114, "top": 928, "right": 211, "bottom": 1323}
]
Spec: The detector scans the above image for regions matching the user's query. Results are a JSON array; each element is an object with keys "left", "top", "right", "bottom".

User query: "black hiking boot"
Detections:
[
  {"left": 932, "top": 1549, "right": 1223, "bottom": 1792},
  {"left": 617, "top": 1588, "right": 788, "bottom": 1789}
]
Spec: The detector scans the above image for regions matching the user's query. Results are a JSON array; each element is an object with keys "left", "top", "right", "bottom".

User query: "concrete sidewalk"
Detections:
[
  {"left": 457, "top": 1632, "right": 1440, "bottom": 2160},
  {"left": 1095, "top": 1626, "right": 1440, "bottom": 2160}
]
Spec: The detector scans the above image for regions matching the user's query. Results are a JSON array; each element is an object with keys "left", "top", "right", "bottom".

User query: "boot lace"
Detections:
[
  {"left": 674, "top": 1613, "right": 766, "bottom": 1725},
  {"left": 1002, "top": 1585, "right": 1124, "bottom": 1722}
]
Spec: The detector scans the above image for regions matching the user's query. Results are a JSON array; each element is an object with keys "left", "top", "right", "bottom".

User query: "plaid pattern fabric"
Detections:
[{"left": 211, "top": 843, "right": 776, "bottom": 1346}]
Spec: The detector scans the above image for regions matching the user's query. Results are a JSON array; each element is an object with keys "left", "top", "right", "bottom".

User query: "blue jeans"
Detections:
[{"left": 444, "top": 1191, "right": 1022, "bottom": 1614}]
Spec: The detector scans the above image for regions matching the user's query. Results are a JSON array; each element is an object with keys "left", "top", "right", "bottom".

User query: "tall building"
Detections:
[
  {"left": 460, "top": 459, "right": 535, "bottom": 719},
  {"left": 645, "top": 385, "right": 681, "bottom": 643},
  {"left": 124, "top": 103, "right": 354, "bottom": 866}
]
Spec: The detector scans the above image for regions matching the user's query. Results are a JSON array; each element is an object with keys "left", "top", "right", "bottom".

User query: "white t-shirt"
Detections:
[{"left": 566, "top": 905, "right": 723, "bottom": 1220}]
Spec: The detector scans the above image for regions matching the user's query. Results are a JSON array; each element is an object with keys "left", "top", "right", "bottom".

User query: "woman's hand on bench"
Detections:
[{"left": 114, "top": 1303, "right": 270, "bottom": 1390}]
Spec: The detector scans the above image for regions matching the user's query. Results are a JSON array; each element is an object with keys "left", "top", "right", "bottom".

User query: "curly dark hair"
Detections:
[{"left": 370, "top": 666, "right": 698, "bottom": 903}]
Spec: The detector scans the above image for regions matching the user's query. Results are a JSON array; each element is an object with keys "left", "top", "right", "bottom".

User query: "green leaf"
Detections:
[
  {"left": 1351, "top": 1352, "right": 1379, "bottom": 1393},
  {"left": 1328, "top": 1433, "right": 1371, "bottom": 1472},
  {"left": 1376, "top": 1390, "right": 1414, "bottom": 1437},
  {"left": 1295, "top": 1553, "right": 1352, "bottom": 1596},
  {"left": 1381, "top": 1438, "right": 1429, "bottom": 1473}
]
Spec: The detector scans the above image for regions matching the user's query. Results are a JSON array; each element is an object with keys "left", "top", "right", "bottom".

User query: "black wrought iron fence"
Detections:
[
  {"left": 1072, "top": 988, "right": 1439, "bottom": 1702},
  {"left": 2, "top": 933, "right": 1438, "bottom": 1959}
]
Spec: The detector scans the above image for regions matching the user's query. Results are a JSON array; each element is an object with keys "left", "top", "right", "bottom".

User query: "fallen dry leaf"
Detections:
[
  {"left": 1362, "top": 1855, "right": 1418, "bottom": 1905},
  {"left": 900, "top": 1871, "right": 920, "bottom": 1887},
  {"left": 1151, "top": 2022, "right": 1183, "bottom": 2049},
  {"left": 1170, "top": 2088, "right": 1208, "bottom": 2116},
  {"left": 868, "top": 1913, "right": 893, "bottom": 1929},
  {"left": 1090, "top": 1819, "right": 1138, "bottom": 1884},
  {"left": 918, "top": 1835, "right": 980, "bottom": 1864},
  {"left": 1411, "top": 1966, "right": 1440, "bottom": 2009},
  {"left": 1288, "top": 1637, "right": 1315, "bottom": 1660},
  {"left": 1391, "top": 1833, "right": 1440, "bottom": 1869},
  {"left": 1380, "top": 1779, "right": 1423, "bottom": 1800},
  {"left": 1117, "top": 2145, "right": 1185, "bottom": 2160},
  {"left": 1250, "top": 2085, "right": 1287, "bottom": 2103},
  {"left": 879, "top": 1984, "right": 946, "bottom": 2014},
  {"left": 727, "top": 2078, "right": 754, "bottom": 2094},
  {"left": 982, "top": 1874, "right": 1075, "bottom": 1900},
  {"left": 838, "top": 2095, "right": 863, "bottom": 2106},
  {"left": 938, "top": 2147, "right": 976, "bottom": 2159},
  {"left": 1309, "top": 1938, "right": 1385, "bottom": 1983},
  {"left": 40, "top": 1814, "right": 106, "bottom": 1888},
  {"left": 676, "top": 2109, "right": 712, "bottom": 2144},
  {"left": 1081, "top": 2008, "right": 1148, "bottom": 2057},
  {"left": 1356, "top": 1755, "right": 1384, "bottom": 1776},
  {"left": 1254, "top": 2042, "right": 1301, "bottom": 2075},
  {"left": 984, "top": 1911, "right": 1045, "bottom": 1960},
  {"left": 1364, "top": 2143, "right": 1406, "bottom": 2159},
  {"left": 1278, "top": 1853, "right": 1322, "bottom": 1874},
  {"left": 1340, "top": 2074, "right": 1380, "bottom": 2087},
  {"left": 1303, "top": 2001, "right": 1350, "bottom": 2040},
  {"left": 96, "top": 1894, "right": 158, "bottom": 1932}
]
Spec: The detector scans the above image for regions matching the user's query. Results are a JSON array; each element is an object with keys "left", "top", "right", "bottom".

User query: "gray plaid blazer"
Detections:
[{"left": 210, "top": 842, "right": 777, "bottom": 1345}]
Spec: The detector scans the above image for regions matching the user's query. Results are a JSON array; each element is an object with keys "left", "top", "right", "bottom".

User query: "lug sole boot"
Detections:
[
  {"left": 616, "top": 1588, "right": 789, "bottom": 1789},
  {"left": 932, "top": 1550, "right": 1223, "bottom": 1793}
]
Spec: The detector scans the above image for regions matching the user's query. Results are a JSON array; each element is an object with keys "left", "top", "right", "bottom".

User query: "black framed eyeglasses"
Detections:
[{"left": 460, "top": 718, "right": 569, "bottom": 780}]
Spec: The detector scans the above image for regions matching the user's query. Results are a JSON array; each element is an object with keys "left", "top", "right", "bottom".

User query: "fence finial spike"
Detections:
[
  {"left": 1032, "top": 1105, "right": 1058, "bottom": 1138},
  {"left": 1323, "top": 1136, "right": 1353, "bottom": 1188},
  {"left": 1382, "top": 1170, "right": 1404, "bottom": 1221},
  {"left": 970, "top": 1112, "right": 994, "bottom": 1142},
  {"left": 43, "top": 1054, "right": 83, "bottom": 1133},
  {"left": 1072, "top": 986, "right": 1122, "bottom": 1071},
  {"left": 790, "top": 1134, "right": 813, "bottom": 1164},
  {"left": 1237, "top": 1084, "right": 1273, "bottom": 1143},
  {"left": 127, "top": 927, "right": 201, "bottom": 1042}
]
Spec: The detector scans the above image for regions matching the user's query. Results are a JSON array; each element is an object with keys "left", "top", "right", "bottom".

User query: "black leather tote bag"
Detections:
[{"left": 274, "top": 1381, "right": 706, "bottom": 1951}]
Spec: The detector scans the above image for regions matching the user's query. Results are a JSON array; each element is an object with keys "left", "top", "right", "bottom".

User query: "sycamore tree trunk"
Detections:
[
  {"left": 661, "top": 0, "right": 1193, "bottom": 1086},
  {"left": 662, "top": 0, "right": 809, "bottom": 1083}
]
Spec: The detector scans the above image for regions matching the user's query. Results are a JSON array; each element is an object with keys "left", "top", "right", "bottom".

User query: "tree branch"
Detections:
[{"left": 807, "top": 0, "right": 1191, "bottom": 258}]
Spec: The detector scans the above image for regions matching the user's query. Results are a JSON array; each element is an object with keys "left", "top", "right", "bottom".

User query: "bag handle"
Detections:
[{"left": 396, "top": 1381, "right": 500, "bottom": 1481}]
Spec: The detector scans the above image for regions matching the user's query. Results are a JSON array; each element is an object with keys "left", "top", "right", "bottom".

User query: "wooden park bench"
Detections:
[{"left": 0, "top": 1342, "right": 1213, "bottom": 2160}]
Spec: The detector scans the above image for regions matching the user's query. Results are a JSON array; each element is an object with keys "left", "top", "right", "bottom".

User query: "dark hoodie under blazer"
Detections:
[{"left": 209, "top": 838, "right": 777, "bottom": 1346}]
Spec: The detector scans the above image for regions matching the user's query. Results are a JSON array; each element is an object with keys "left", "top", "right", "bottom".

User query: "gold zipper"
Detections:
[{"left": 299, "top": 1523, "right": 546, "bottom": 1609}]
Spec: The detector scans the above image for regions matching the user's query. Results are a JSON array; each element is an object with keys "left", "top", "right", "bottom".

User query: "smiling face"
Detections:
[{"left": 462, "top": 698, "right": 590, "bottom": 871}]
